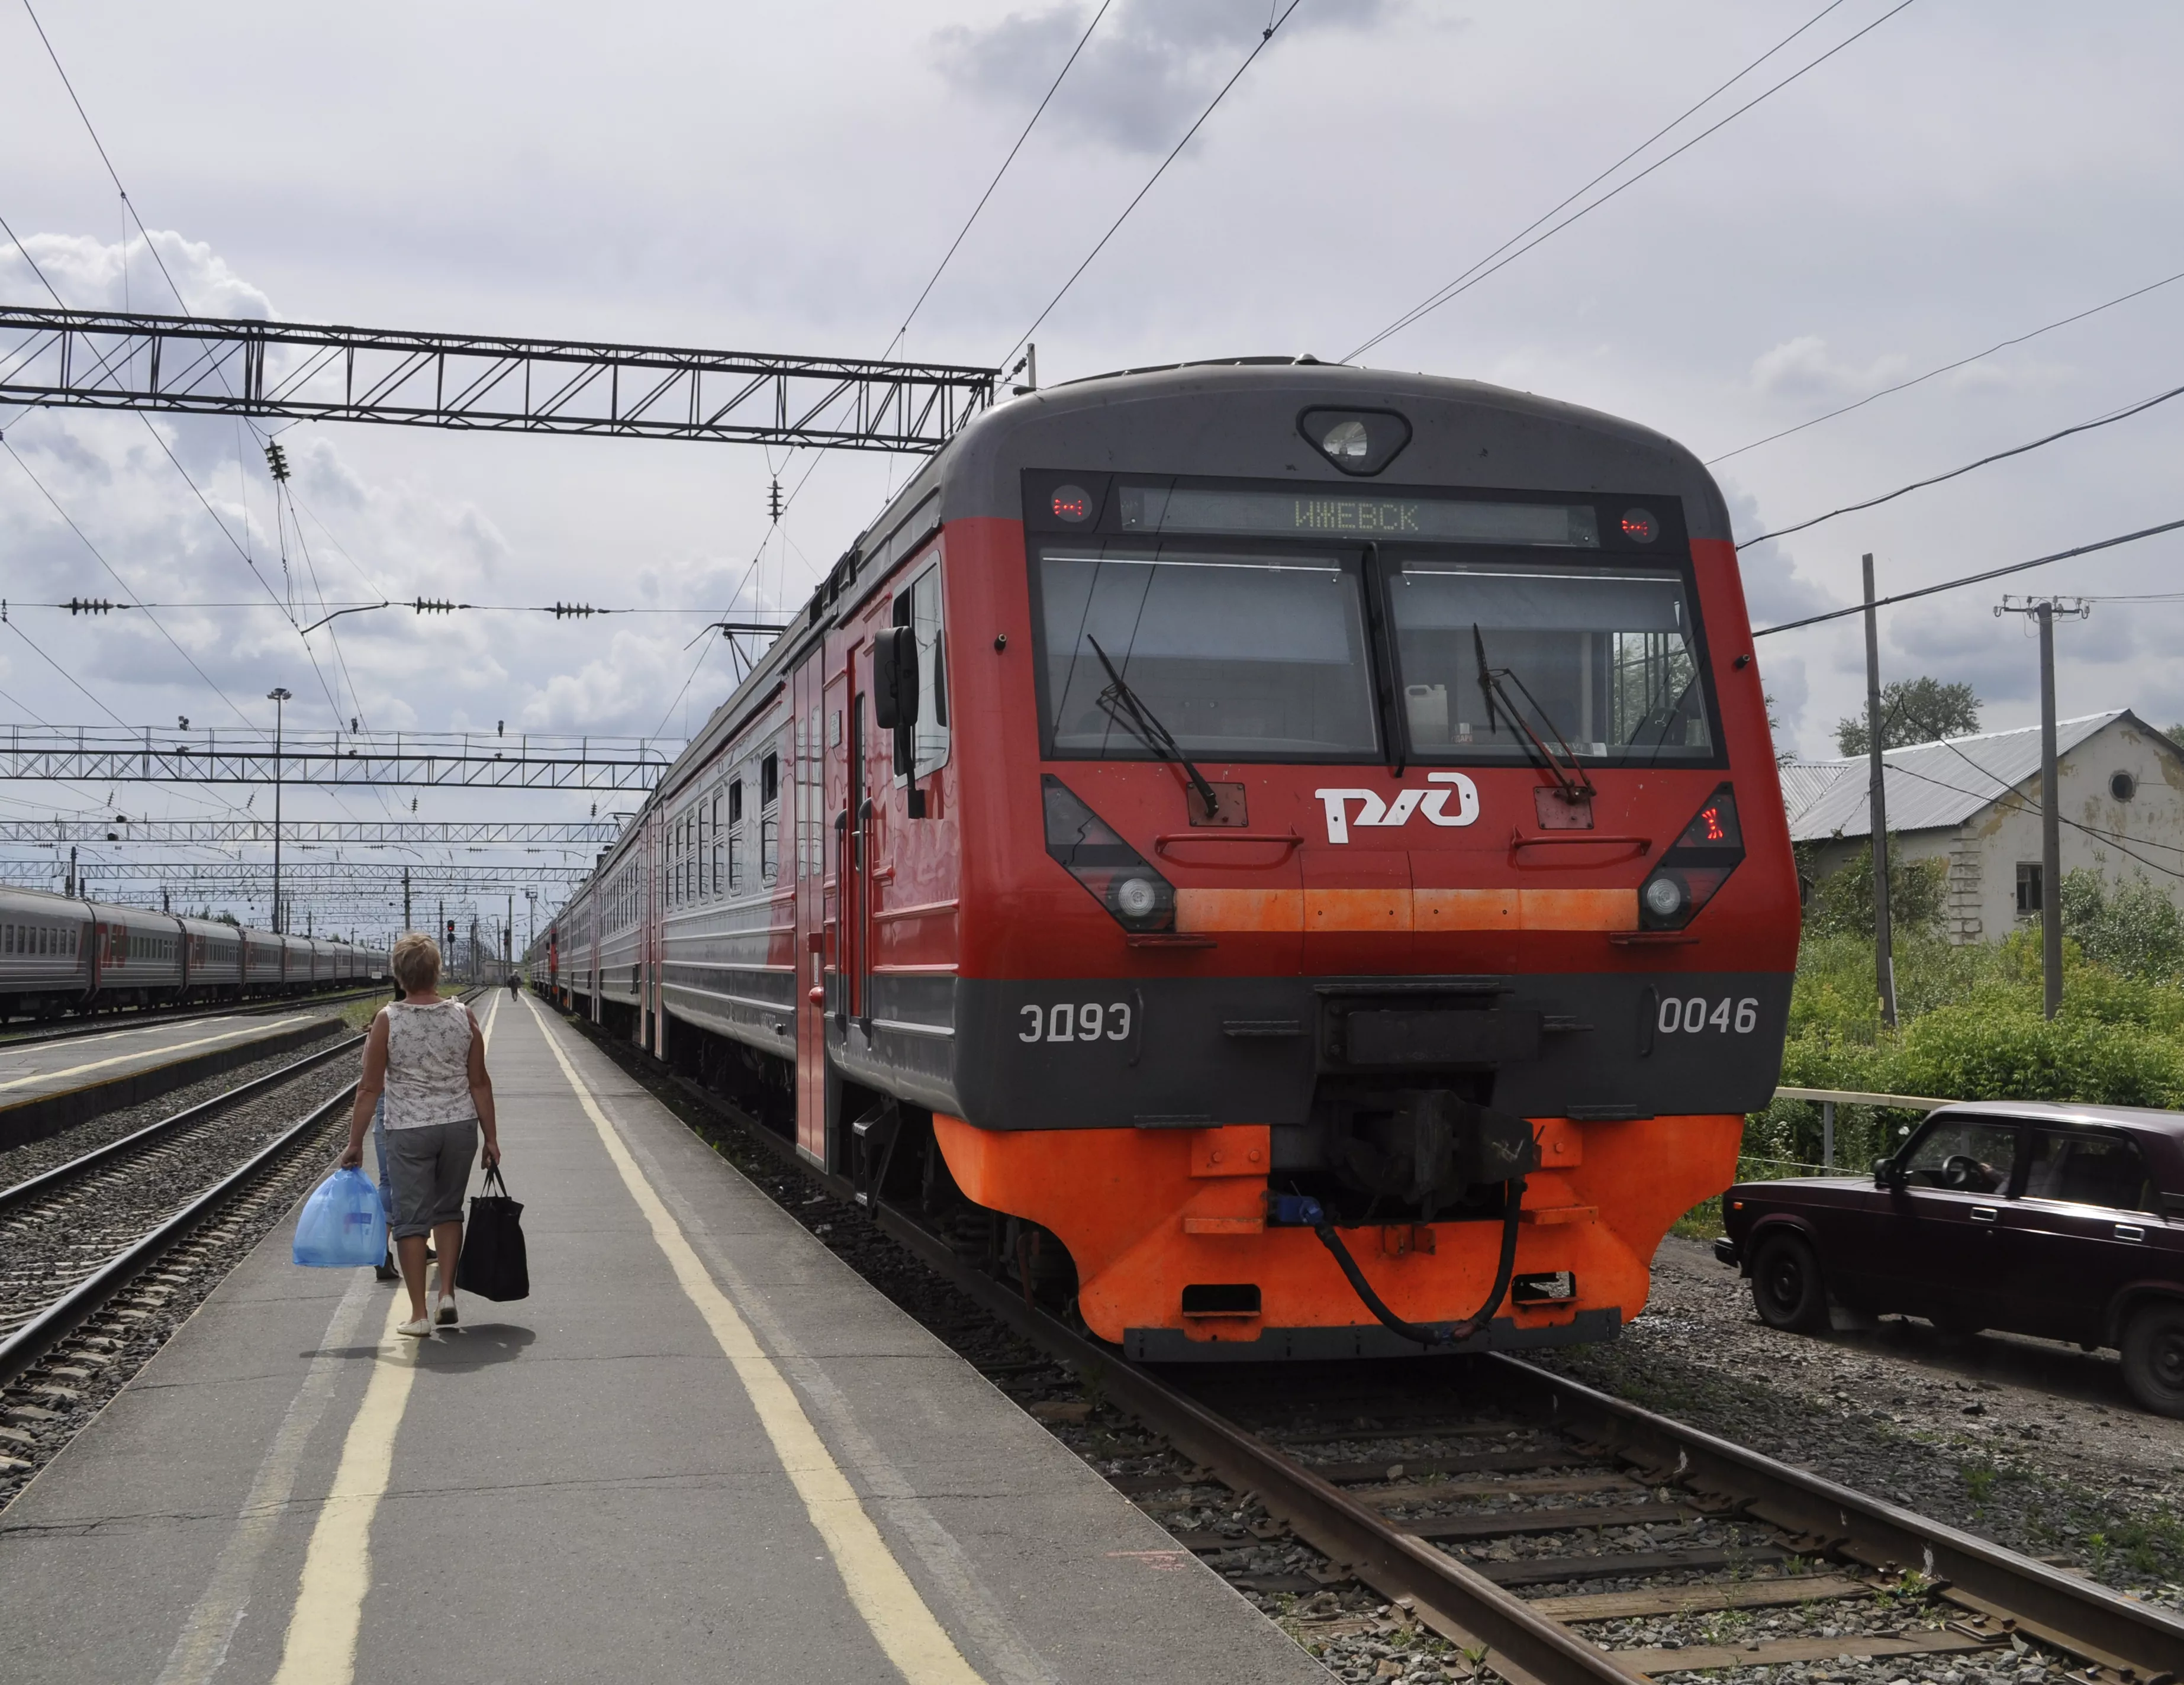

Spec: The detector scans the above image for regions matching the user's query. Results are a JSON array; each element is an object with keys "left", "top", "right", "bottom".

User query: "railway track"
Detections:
[
  {"left": 0, "top": 982, "right": 389, "bottom": 1051},
  {"left": 574, "top": 1016, "right": 2184, "bottom": 1685},
  {"left": 0, "top": 990, "right": 476, "bottom": 1506}
]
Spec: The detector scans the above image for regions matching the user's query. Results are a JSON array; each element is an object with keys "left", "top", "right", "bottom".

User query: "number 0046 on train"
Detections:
[{"left": 531, "top": 359, "right": 1799, "bottom": 1359}]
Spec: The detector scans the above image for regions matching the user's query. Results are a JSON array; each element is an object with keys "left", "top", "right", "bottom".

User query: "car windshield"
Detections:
[
  {"left": 1387, "top": 558, "right": 1712, "bottom": 762},
  {"left": 1036, "top": 547, "right": 1380, "bottom": 759},
  {"left": 1901, "top": 1117, "right": 2019, "bottom": 1193}
]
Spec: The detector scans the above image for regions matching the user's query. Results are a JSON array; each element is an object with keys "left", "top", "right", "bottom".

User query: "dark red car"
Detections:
[{"left": 1715, "top": 1101, "right": 2184, "bottom": 1416}]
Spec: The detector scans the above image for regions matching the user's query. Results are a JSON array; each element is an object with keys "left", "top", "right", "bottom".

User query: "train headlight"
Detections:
[
  {"left": 1638, "top": 784, "right": 1747, "bottom": 929},
  {"left": 1043, "top": 775, "right": 1177, "bottom": 934},
  {"left": 1111, "top": 875, "right": 1160, "bottom": 921}
]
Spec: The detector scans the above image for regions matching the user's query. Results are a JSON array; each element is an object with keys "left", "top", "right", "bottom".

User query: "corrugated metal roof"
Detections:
[{"left": 1782, "top": 711, "right": 2124, "bottom": 842}]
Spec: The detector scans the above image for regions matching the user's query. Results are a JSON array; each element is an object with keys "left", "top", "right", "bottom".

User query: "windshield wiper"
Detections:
[
  {"left": 1086, "top": 635, "right": 1222, "bottom": 821},
  {"left": 1471, "top": 624, "right": 1596, "bottom": 805}
]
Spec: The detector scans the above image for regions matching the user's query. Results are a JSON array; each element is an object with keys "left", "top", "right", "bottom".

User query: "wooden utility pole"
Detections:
[{"left": 1863, "top": 555, "right": 1896, "bottom": 1028}]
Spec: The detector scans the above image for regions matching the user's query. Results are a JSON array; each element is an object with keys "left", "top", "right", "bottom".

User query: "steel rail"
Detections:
[
  {"left": 0, "top": 1083, "right": 355, "bottom": 1386},
  {"left": 566, "top": 1013, "right": 2184, "bottom": 1684},
  {"left": 1484, "top": 1358, "right": 2184, "bottom": 1680},
  {"left": 0, "top": 987, "right": 483, "bottom": 1389},
  {"left": 0, "top": 1030, "right": 364, "bottom": 1214}
]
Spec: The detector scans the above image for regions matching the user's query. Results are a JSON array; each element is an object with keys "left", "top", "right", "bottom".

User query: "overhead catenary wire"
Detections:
[
  {"left": 1738, "top": 378, "right": 2184, "bottom": 547},
  {"left": 1708, "top": 266, "right": 2184, "bottom": 466},
  {"left": 1347, "top": 0, "right": 1856, "bottom": 362},
  {"left": 886, "top": 0, "right": 1110, "bottom": 360},
  {"left": 997, "top": 0, "right": 1308, "bottom": 370},
  {"left": 1345, "top": 0, "right": 1916, "bottom": 363},
  {"left": 1750, "top": 516, "right": 2184, "bottom": 637}
]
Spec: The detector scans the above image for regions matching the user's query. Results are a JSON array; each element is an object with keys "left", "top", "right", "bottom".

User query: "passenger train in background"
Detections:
[
  {"left": 530, "top": 359, "right": 1799, "bottom": 1361},
  {"left": 0, "top": 882, "right": 386, "bottom": 1020}
]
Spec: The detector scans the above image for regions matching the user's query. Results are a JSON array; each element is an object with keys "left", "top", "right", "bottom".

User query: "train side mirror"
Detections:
[{"left": 871, "top": 627, "right": 920, "bottom": 732}]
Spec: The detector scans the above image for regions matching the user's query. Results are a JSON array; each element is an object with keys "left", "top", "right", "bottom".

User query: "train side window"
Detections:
[
  {"left": 908, "top": 562, "right": 949, "bottom": 777},
  {"left": 697, "top": 801, "right": 710, "bottom": 899},
  {"left": 761, "top": 753, "right": 779, "bottom": 884},
  {"left": 711, "top": 794, "right": 724, "bottom": 897},
  {"left": 728, "top": 778, "right": 745, "bottom": 890}
]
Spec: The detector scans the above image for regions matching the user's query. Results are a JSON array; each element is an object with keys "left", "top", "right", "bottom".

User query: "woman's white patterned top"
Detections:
[{"left": 382, "top": 998, "right": 480, "bottom": 1130}]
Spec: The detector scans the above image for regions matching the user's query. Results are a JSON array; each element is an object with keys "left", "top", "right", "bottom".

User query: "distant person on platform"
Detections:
[{"left": 337, "top": 933, "right": 501, "bottom": 1336}]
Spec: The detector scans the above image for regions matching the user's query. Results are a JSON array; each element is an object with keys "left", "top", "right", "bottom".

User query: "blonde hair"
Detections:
[{"left": 390, "top": 932, "right": 441, "bottom": 993}]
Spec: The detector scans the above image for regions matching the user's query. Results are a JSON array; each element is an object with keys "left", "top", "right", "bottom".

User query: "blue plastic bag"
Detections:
[{"left": 294, "top": 1167, "right": 388, "bottom": 1268}]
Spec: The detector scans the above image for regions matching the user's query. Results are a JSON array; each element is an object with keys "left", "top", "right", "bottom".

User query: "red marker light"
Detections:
[
  {"left": 1699, "top": 805, "right": 1725, "bottom": 842},
  {"left": 1051, "top": 484, "right": 1093, "bottom": 523},
  {"left": 1620, "top": 508, "right": 1658, "bottom": 543}
]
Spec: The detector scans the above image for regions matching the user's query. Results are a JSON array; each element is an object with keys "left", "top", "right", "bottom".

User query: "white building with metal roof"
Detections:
[{"left": 1781, "top": 711, "right": 2184, "bottom": 943}]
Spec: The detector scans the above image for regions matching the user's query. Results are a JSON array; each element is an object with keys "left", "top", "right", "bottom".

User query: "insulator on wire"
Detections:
[
  {"left": 413, "top": 598, "right": 456, "bottom": 614},
  {"left": 768, "top": 478, "right": 782, "bottom": 523},
  {"left": 264, "top": 441, "right": 291, "bottom": 482},
  {"left": 68, "top": 597, "right": 115, "bottom": 616},
  {"left": 552, "top": 602, "right": 598, "bottom": 618}
]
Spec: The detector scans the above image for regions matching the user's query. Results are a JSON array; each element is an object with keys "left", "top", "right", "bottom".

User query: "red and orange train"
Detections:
[{"left": 533, "top": 360, "right": 1798, "bottom": 1358}]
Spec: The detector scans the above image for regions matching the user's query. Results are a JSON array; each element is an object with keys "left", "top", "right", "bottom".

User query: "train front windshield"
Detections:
[
  {"left": 1032, "top": 539, "right": 1715, "bottom": 766},
  {"left": 1038, "top": 550, "right": 1380, "bottom": 759}
]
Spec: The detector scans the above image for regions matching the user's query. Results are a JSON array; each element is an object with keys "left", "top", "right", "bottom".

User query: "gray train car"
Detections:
[
  {"left": 179, "top": 916, "right": 246, "bottom": 1000},
  {"left": 88, "top": 901, "right": 185, "bottom": 1008},
  {"left": 0, "top": 888, "right": 91, "bottom": 1019}
]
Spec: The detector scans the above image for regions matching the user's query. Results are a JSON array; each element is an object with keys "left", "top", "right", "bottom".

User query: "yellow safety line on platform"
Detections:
[
  {"left": 268, "top": 990, "right": 497, "bottom": 1685},
  {"left": 268, "top": 1293, "right": 419, "bottom": 1685},
  {"left": 520, "top": 992, "right": 987, "bottom": 1685},
  {"left": 0, "top": 1013, "right": 315, "bottom": 1094}
]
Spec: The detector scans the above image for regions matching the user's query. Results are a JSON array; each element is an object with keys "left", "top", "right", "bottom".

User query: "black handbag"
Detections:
[{"left": 458, "top": 1164, "right": 529, "bottom": 1301}]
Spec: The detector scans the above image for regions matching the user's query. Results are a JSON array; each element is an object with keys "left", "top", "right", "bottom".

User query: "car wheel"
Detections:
[
  {"left": 2121, "top": 1301, "right": 2184, "bottom": 1419},
  {"left": 1750, "top": 1232, "right": 1829, "bottom": 1333}
]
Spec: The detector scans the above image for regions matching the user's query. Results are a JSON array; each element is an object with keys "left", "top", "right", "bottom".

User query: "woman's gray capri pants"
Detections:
[{"left": 382, "top": 1119, "right": 479, "bottom": 1239}]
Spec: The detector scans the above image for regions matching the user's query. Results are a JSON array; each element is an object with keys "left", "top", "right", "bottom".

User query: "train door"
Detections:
[{"left": 795, "top": 653, "right": 830, "bottom": 1164}]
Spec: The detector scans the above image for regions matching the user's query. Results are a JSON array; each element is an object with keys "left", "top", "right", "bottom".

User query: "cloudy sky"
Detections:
[{"left": 5, "top": 1, "right": 2182, "bottom": 931}]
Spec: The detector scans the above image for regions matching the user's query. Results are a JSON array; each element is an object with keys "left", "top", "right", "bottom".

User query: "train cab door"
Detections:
[{"left": 795, "top": 652, "right": 832, "bottom": 1165}]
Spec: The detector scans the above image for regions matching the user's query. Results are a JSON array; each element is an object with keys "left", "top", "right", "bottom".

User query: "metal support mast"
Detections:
[{"left": 1862, "top": 556, "right": 1896, "bottom": 1029}]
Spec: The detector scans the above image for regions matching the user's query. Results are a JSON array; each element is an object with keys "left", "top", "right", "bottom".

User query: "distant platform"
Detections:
[
  {"left": 0, "top": 991, "right": 1323, "bottom": 1685},
  {"left": 0, "top": 1009, "right": 344, "bottom": 1149}
]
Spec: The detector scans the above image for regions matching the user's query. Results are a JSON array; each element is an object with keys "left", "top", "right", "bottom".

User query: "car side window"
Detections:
[
  {"left": 2021, "top": 1129, "right": 2157, "bottom": 1212},
  {"left": 1900, "top": 1117, "right": 2018, "bottom": 1193}
]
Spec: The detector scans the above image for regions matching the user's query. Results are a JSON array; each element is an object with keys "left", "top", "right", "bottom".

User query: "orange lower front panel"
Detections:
[{"left": 932, "top": 1111, "right": 1740, "bottom": 1350}]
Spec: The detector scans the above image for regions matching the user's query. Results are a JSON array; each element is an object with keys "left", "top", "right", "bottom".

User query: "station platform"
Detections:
[
  {"left": 0, "top": 1007, "right": 342, "bottom": 1149},
  {"left": 0, "top": 990, "right": 1325, "bottom": 1685}
]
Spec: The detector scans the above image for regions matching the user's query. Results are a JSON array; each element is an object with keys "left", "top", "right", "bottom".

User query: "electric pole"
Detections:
[
  {"left": 1998, "top": 595, "right": 2089, "bottom": 1019},
  {"left": 266, "top": 687, "right": 292, "bottom": 933},
  {"left": 1862, "top": 555, "right": 1896, "bottom": 1029}
]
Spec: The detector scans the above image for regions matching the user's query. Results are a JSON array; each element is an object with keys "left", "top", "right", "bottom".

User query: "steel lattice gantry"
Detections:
[
  {"left": 0, "top": 306, "right": 997, "bottom": 450},
  {"left": 0, "top": 819, "right": 624, "bottom": 846},
  {"left": 0, "top": 861, "right": 588, "bottom": 888},
  {"left": 0, "top": 727, "right": 674, "bottom": 789}
]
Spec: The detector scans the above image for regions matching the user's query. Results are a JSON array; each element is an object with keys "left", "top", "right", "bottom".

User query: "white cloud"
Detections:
[{"left": 1748, "top": 334, "right": 1908, "bottom": 400}]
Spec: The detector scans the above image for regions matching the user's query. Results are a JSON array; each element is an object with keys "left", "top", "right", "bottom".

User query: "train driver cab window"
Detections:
[
  {"left": 902, "top": 562, "right": 949, "bottom": 777},
  {"left": 1036, "top": 548, "right": 1379, "bottom": 759},
  {"left": 760, "top": 753, "right": 779, "bottom": 884},
  {"left": 1388, "top": 559, "right": 1713, "bottom": 763}
]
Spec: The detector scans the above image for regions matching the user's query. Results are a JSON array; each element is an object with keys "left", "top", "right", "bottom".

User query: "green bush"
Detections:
[
  {"left": 1800, "top": 836, "right": 1948, "bottom": 942},
  {"left": 1745, "top": 922, "right": 2184, "bottom": 1174},
  {"left": 2061, "top": 868, "right": 2184, "bottom": 981}
]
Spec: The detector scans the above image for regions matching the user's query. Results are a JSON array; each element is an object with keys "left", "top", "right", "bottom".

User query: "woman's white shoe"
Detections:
[
  {"left": 436, "top": 1296, "right": 458, "bottom": 1327},
  {"left": 397, "top": 1316, "right": 433, "bottom": 1338}
]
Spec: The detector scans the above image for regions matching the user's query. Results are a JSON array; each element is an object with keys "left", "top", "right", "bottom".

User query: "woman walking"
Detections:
[{"left": 339, "top": 933, "right": 501, "bottom": 1336}]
